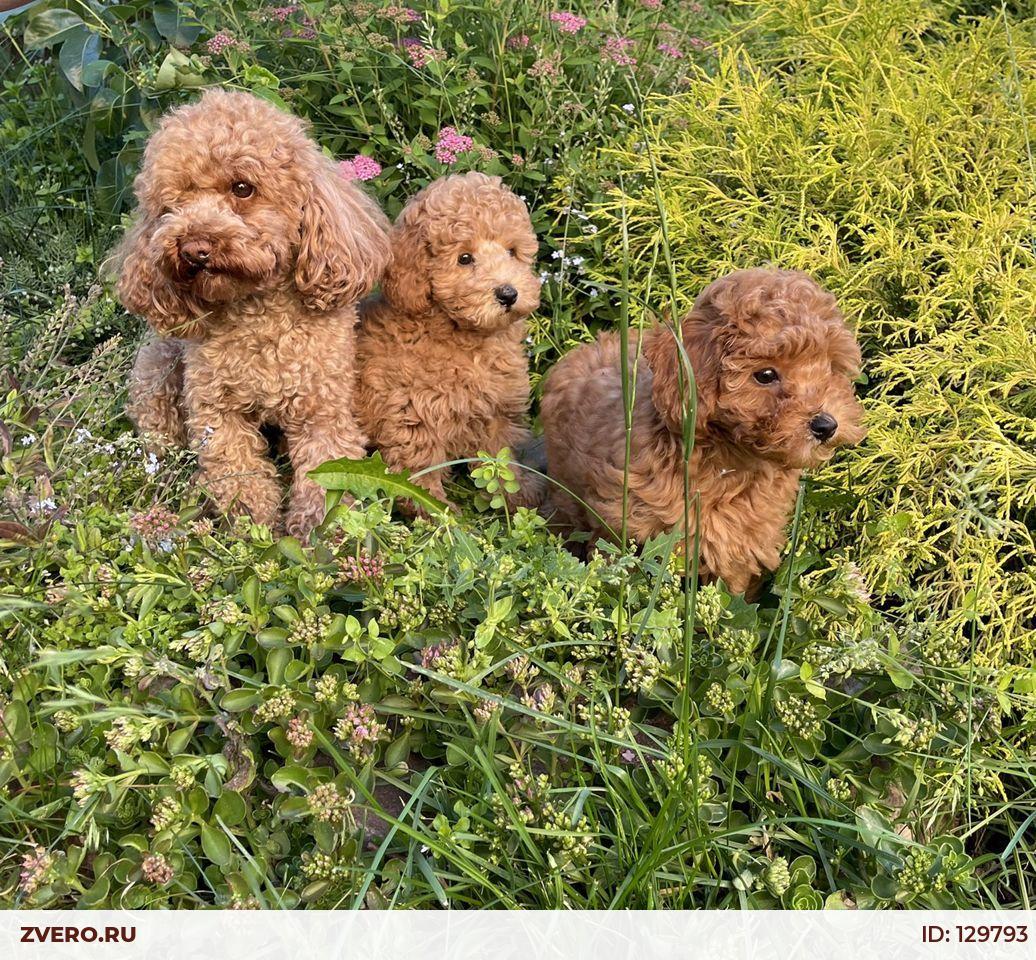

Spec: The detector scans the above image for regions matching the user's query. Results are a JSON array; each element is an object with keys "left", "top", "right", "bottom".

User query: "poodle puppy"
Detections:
[
  {"left": 355, "top": 172, "right": 544, "bottom": 511},
  {"left": 540, "top": 268, "right": 865, "bottom": 594},
  {"left": 116, "top": 88, "right": 390, "bottom": 537}
]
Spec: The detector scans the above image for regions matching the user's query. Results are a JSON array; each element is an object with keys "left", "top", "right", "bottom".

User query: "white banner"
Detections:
[{"left": 1, "top": 911, "right": 1034, "bottom": 959}]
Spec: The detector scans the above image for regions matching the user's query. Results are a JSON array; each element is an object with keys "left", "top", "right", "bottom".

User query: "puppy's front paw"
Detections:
[
  {"left": 284, "top": 486, "right": 327, "bottom": 540},
  {"left": 198, "top": 471, "right": 282, "bottom": 530}
]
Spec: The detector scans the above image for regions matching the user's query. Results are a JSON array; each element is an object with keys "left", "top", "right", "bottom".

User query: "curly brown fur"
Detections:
[
  {"left": 116, "top": 88, "right": 390, "bottom": 537},
  {"left": 356, "top": 172, "right": 544, "bottom": 511},
  {"left": 541, "top": 268, "right": 866, "bottom": 594}
]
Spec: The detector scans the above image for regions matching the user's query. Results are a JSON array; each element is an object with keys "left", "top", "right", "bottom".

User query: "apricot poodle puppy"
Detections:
[
  {"left": 356, "top": 172, "right": 544, "bottom": 511},
  {"left": 116, "top": 88, "right": 390, "bottom": 537},
  {"left": 541, "top": 268, "right": 866, "bottom": 594}
]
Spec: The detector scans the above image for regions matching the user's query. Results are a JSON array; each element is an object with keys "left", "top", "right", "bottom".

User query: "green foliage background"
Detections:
[{"left": 1, "top": 0, "right": 1035, "bottom": 912}]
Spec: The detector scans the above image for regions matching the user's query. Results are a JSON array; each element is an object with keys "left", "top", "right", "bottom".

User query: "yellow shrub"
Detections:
[{"left": 575, "top": 0, "right": 1036, "bottom": 660}]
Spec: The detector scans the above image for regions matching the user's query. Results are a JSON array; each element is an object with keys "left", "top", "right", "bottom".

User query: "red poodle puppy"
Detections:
[
  {"left": 116, "top": 89, "right": 390, "bottom": 537},
  {"left": 356, "top": 172, "right": 544, "bottom": 511},
  {"left": 540, "top": 268, "right": 866, "bottom": 594}
]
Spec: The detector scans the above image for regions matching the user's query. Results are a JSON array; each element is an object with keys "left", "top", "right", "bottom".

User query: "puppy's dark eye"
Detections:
[
  {"left": 231, "top": 181, "right": 255, "bottom": 199},
  {"left": 508, "top": 248, "right": 517, "bottom": 258},
  {"left": 753, "top": 368, "right": 780, "bottom": 385},
  {"left": 458, "top": 253, "right": 474, "bottom": 266}
]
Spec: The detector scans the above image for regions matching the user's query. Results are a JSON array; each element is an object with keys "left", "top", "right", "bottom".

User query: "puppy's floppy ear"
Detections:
[
  {"left": 379, "top": 204, "right": 433, "bottom": 315},
  {"left": 295, "top": 157, "right": 391, "bottom": 312},
  {"left": 113, "top": 217, "right": 206, "bottom": 339},
  {"left": 832, "top": 327, "right": 863, "bottom": 378},
  {"left": 644, "top": 311, "right": 722, "bottom": 435}
]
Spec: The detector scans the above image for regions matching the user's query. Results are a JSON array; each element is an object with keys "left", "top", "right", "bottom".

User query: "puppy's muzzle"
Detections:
[
  {"left": 179, "top": 238, "right": 213, "bottom": 276},
  {"left": 809, "top": 413, "right": 838, "bottom": 442},
  {"left": 495, "top": 284, "right": 518, "bottom": 309}
]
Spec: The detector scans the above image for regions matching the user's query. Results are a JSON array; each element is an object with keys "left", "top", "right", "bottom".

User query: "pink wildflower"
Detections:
[
  {"left": 337, "top": 548, "right": 385, "bottom": 581},
  {"left": 601, "top": 36, "right": 637, "bottom": 66},
  {"left": 19, "top": 846, "right": 53, "bottom": 896},
  {"left": 641, "top": 0, "right": 663, "bottom": 7},
  {"left": 334, "top": 703, "right": 385, "bottom": 758},
  {"left": 434, "top": 126, "right": 474, "bottom": 164},
  {"left": 402, "top": 37, "right": 442, "bottom": 68},
  {"left": 268, "top": 5, "right": 299, "bottom": 21},
  {"left": 381, "top": 4, "right": 421, "bottom": 24},
  {"left": 549, "top": 11, "right": 587, "bottom": 34},
  {"left": 529, "top": 53, "right": 562, "bottom": 79},
  {"left": 295, "top": 16, "right": 318, "bottom": 39},
  {"left": 206, "top": 31, "right": 238, "bottom": 55},
  {"left": 338, "top": 155, "right": 383, "bottom": 181},
  {"left": 308, "top": 782, "right": 351, "bottom": 821},
  {"left": 141, "top": 853, "right": 174, "bottom": 885},
  {"left": 421, "top": 642, "right": 446, "bottom": 668},
  {"left": 506, "top": 34, "right": 531, "bottom": 50},
  {"left": 657, "top": 41, "right": 683, "bottom": 58},
  {"left": 689, "top": 36, "right": 710, "bottom": 50},
  {"left": 286, "top": 716, "right": 314, "bottom": 751},
  {"left": 130, "top": 504, "right": 179, "bottom": 543}
]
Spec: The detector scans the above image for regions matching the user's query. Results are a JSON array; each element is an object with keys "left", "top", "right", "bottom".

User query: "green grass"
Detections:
[{"left": 2, "top": 0, "right": 1036, "bottom": 911}]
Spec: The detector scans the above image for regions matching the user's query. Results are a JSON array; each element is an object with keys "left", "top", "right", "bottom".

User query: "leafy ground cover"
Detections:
[{"left": 1, "top": 0, "right": 1035, "bottom": 910}]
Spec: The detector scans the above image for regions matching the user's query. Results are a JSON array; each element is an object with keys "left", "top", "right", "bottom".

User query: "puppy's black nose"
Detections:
[
  {"left": 495, "top": 284, "right": 518, "bottom": 308},
  {"left": 810, "top": 413, "right": 838, "bottom": 442},
  {"left": 180, "top": 240, "right": 212, "bottom": 267}
]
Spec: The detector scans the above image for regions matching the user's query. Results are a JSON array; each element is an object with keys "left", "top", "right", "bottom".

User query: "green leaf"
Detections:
[
  {"left": 80, "top": 874, "right": 110, "bottom": 908},
  {"left": 266, "top": 648, "right": 291, "bottom": 686},
  {"left": 271, "top": 764, "right": 312, "bottom": 792},
  {"left": 856, "top": 805, "right": 896, "bottom": 851},
  {"left": 242, "top": 64, "right": 281, "bottom": 89},
  {"left": 81, "top": 58, "right": 113, "bottom": 88},
  {"left": 154, "top": 48, "right": 205, "bottom": 91},
  {"left": 24, "top": 9, "right": 84, "bottom": 50},
  {"left": 3, "top": 700, "right": 31, "bottom": 743},
  {"left": 789, "top": 855, "right": 816, "bottom": 886},
  {"left": 885, "top": 659, "right": 915, "bottom": 690},
  {"left": 58, "top": 28, "right": 101, "bottom": 92},
  {"left": 371, "top": 634, "right": 396, "bottom": 660},
  {"left": 309, "top": 453, "right": 449, "bottom": 516},
  {"left": 301, "top": 880, "right": 330, "bottom": 902},
  {"left": 445, "top": 742, "right": 468, "bottom": 766},
  {"left": 243, "top": 575, "right": 261, "bottom": 614},
  {"left": 385, "top": 732, "right": 410, "bottom": 769},
  {"left": 214, "top": 790, "right": 247, "bottom": 828},
  {"left": 258, "top": 627, "right": 290, "bottom": 648},
  {"left": 167, "top": 724, "right": 196, "bottom": 754},
  {"left": 138, "top": 751, "right": 170, "bottom": 775},
  {"left": 278, "top": 796, "right": 310, "bottom": 820},
  {"left": 313, "top": 821, "right": 336, "bottom": 853},
  {"left": 277, "top": 538, "right": 308, "bottom": 565},
  {"left": 119, "top": 834, "right": 149, "bottom": 853},
  {"left": 870, "top": 874, "right": 898, "bottom": 900},
  {"left": 136, "top": 583, "right": 163, "bottom": 619},
  {"left": 152, "top": 2, "right": 203, "bottom": 45},
  {"left": 201, "top": 821, "right": 232, "bottom": 867},
  {"left": 221, "top": 689, "right": 260, "bottom": 712}
]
